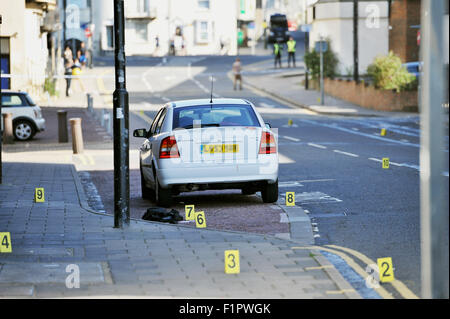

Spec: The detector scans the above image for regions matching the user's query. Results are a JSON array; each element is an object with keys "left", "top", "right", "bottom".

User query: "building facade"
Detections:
[
  {"left": 305, "top": 0, "right": 389, "bottom": 76},
  {"left": 92, "top": 0, "right": 238, "bottom": 56},
  {"left": 1, "top": 0, "right": 57, "bottom": 98}
]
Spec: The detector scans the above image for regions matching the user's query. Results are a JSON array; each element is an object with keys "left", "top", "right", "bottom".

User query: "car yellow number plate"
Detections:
[{"left": 201, "top": 144, "right": 239, "bottom": 154}]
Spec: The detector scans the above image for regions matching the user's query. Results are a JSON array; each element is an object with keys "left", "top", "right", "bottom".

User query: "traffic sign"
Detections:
[{"left": 315, "top": 41, "right": 328, "bottom": 53}]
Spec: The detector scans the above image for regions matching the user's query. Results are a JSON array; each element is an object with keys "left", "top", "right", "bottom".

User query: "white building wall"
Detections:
[
  {"left": 0, "top": 0, "right": 49, "bottom": 99},
  {"left": 308, "top": 1, "right": 389, "bottom": 75},
  {"left": 92, "top": 0, "right": 237, "bottom": 56}
]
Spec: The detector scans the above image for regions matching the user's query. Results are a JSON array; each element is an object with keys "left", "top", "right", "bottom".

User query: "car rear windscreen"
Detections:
[{"left": 173, "top": 104, "right": 260, "bottom": 129}]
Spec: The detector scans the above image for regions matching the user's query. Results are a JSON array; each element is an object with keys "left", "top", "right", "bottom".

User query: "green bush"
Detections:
[
  {"left": 44, "top": 77, "right": 58, "bottom": 97},
  {"left": 367, "top": 51, "right": 417, "bottom": 92},
  {"left": 304, "top": 39, "right": 339, "bottom": 81}
]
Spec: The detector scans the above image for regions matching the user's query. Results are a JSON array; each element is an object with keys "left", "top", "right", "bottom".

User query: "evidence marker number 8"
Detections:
[{"left": 286, "top": 192, "right": 295, "bottom": 206}]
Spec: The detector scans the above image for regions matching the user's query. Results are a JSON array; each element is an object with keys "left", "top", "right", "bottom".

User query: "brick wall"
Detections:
[
  {"left": 324, "top": 78, "right": 418, "bottom": 112},
  {"left": 389, "top": 0, "right": 421, "bottom": 62}
]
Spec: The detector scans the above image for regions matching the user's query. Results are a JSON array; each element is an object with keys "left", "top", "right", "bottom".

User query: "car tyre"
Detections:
[
  {"left": 155, "top": 174, "right": 172, "bottom": 208},
  {"left": 13, "top": 120, "right": 35, "bottom": 141},
  {"left": 141, "top": 168, "right": 155, "bottom": 201},
  {"left": 261, "top": 180, "right": 278, "bottom": 203}
]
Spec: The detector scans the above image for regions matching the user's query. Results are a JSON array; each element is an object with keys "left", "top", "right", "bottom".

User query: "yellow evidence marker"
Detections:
[
  {"left": 185, "top": 205, "right": 195, "bottom": 221},
  {"left": 224, "top": 250, "right": 240, "bottom": 274},
  {"left": 377, "top": 257, "right": 395, "bottom": 283},
  {"left": 35, "top": 188, "right": 45, "bottom": 202},
  {"left": 288, "top": 119, "right": 293, "bottom": 126},
  {"left": 194, "top": 211, "right": 206, "bottom": 228},
  {"left": 0, "top": 232, "right": 12, "bottom": 253},
  {"left": 380, "top": 128, "right": 387, "bottom": 136},
  {"left": 286, "top": 192, "right": 295, "bottom": 206},
  {"left": 382, "top": 158, "right": 390, "bottom": 169}
]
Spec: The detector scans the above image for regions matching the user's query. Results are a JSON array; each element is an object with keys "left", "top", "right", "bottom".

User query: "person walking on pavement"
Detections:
[
  {"left": 287, "top": 36, "right": 296, "bottom": 68},
  {"left": 64, "top": 57, "right": 74, "bottom": 97},
  {"left": 274, "top": 41, "right": 282, "bottom": 68},
  {"left": 232, "top": 57, "right": 243, "bottom": 90}
]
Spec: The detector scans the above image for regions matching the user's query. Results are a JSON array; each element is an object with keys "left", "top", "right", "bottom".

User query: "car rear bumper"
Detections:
[
  {"left": 35, "top": 118, "right": 46, "bottom": 131},
  {"left": 156, "top": 157, "right": 278, "bottom": 188}
]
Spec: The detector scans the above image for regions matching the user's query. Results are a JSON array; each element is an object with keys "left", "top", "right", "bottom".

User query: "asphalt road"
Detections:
[{"left": 87, "top": 52, "right": 449, "bottom": 298}]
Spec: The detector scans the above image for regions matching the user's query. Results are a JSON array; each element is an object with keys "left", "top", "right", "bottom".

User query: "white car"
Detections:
[
  {"left": 134, "top": 98, "right": 279, "bottom": 207},
  {"left": 1, "top": 91, "right": 46, "bottom": 140}
]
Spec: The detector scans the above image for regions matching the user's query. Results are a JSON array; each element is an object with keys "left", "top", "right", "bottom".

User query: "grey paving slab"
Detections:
[{"left": 0, "top": 161, "right": 358, "bottom": 299}]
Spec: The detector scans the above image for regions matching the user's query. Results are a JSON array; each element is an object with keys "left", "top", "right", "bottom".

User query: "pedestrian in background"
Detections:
[
  {"left": 287, "top": 36, "right": 296, "bottom": 68},
  {"left": 64, "top": 58, "right": 73, "bottom": 97},
  {"left": 274, "top": 41, "right": 282, "bottom": 68},
  {"left": 63, "top": 46, "right": 73, "bottom": 66},
  {"left": 78, "top": 41, "right": 87, "bottom": 67},
  {"left": 232, "top": 57, "right": 243, "bottom": 90}
]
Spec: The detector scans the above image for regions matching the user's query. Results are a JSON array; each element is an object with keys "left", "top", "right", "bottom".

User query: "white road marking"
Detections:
[
  {"left": 333, "top": 150, "right": 359, "bottom": 157},
  {"left": 282, "top": 136, "right": 301, "bottom": 142},
  {"left": 298, "top": 179, "right": 335, "bottom": 183},
  {"left": 301, "top": 119, "right": 420, "bottom": 148},
  {"left": 307, "top": 143, "right": 327, "bottom": 149},
  {"left": 293, "top": 192, "right": 343, "bottom": 204},
  {"left": 260, "top": 102, "right": 275, "bottom": 108},
  {"left": 368, "top": 157, "right": 382, "bottom": 163},
  {"left": 279, "top": 181, "right": 304, "bottom": 187}
]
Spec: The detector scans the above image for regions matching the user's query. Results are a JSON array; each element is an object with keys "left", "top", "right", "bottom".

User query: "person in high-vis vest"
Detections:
[
  {"left": 274, "top": 42, "right": 282, "bottom": 68},
  {"left": 287, "top": 36, "right": 296, "bottom": 68}
]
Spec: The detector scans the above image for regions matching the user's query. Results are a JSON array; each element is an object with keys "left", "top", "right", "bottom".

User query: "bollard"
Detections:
[
  {"left": 105, "top": 111, "right": 112, "bottom": 134},
  {"left": 57, "top": 110, "right": 68, "bottom": 143},
  {"left": 87, "top": 93, "right": 93, "bottom": 112},
  {"left": 69, "top": 118, "right": 84, "bottom": 154},
  {"left": 2, "top": 113, "right": 14, "bottom": 144}
]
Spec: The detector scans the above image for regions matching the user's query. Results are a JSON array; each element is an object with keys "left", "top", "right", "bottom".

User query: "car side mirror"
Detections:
[
  {"left": 265, "top": 123, "right": 272, "bottom": 129},
  {"left": 133, "top": 128, "right": 148, "bottom": 138}
]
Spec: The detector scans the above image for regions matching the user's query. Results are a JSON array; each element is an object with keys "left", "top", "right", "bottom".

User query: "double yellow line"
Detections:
[{"left": 292, "top": 244, "right": 419, "bottom": 299}]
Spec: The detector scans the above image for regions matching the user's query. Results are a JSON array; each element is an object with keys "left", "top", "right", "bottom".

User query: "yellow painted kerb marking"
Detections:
[
  {"left": 326, "top": 244, "right": 419, "bottom": 299},
  {"left": 291, "top": 245, "right": 394, "bottom": 299},
  {"left": 305, "top": 265, "right": 334, "bottom": 270},
  {"left": 326, "top": 289, "right": 356, "bottom": 295}
]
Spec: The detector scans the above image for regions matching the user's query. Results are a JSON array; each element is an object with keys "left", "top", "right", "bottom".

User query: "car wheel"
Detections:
[
  {"left": 155, "top": 174, "right": 172, "bottom": 208},
  {"left": 141, "top": 168, "right": 155, "bottom": 201},
  {"left": 13, "top": 120, "right": 35, "bottom": 141},
  {"left": 241, "top": 188, "right": 256, "bottom": 195},
  {"left": 261, "top": 180, "right": 278, "bottom": 203}
]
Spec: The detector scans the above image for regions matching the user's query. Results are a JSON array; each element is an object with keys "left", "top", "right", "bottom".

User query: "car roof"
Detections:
[
  {"left": 1, "top": 91, "right": 27, "bottom": 95},
  {"left": 169, "top": 98, "right": 252, "bottom": 108}
]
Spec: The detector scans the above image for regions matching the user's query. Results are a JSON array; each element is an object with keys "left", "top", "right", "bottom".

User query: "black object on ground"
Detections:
[{"left": 142, "top": 207, "right": 183, "bottom": 224}]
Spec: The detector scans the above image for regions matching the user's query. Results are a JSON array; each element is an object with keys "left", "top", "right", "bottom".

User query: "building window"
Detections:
[
  {"left": 198, "top": 0, "right": 210, "bottom": 9},
  {"left": 106, "top": 25, "right": 114, "bottom": 48},
  {"left": 134, "top": 21, "right": 148, "bottom": 41},
  {"left": 256, "top": 0, "right": 262, "bottom": 9},
  {"left": 196, "top": 20, "right": 211, "bottom": 43},
  {"left": 136, "top": 0, "right": 149, "bottom": 13},
  {"left": 1, "top": 37, "right": 11, "bottom": 89}
]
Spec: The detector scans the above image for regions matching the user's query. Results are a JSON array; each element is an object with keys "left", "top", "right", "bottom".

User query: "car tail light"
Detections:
[
  {"left": 259, "top": 131, "right": 277, "bottom": 154},
  {"left": 160, "top": 136, "right": 180, "bottom": 158}
]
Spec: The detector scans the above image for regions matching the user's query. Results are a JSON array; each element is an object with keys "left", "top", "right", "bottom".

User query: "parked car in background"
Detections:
[
  {"left": 134, "top": 98, "right": 279, "bottom": 207},
  {"left": 404, "top": 61, "right": 423, "bottom": 80},
  {"left": 1, "top": 91, "right": 46, "bottom": 141}
]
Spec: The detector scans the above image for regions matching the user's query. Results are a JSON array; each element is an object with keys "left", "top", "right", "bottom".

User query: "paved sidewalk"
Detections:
[
  {"left": 0, "top": 159, "right": 360, "bottom": 298},
  {"left": 242, "top": 58, "right": 418, "bottom": 117}
]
